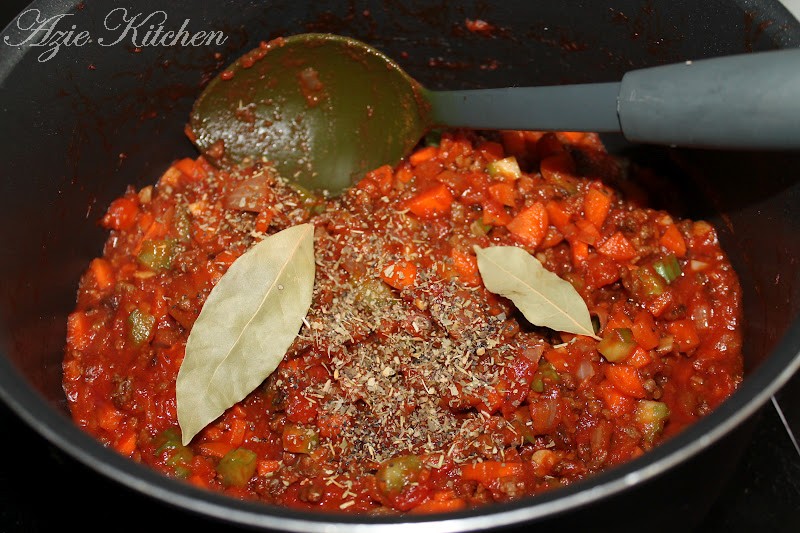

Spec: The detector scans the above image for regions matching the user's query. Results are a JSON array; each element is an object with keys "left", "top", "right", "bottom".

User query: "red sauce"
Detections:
[{"left": 63, "top": 129, "right": 742, "bottom": 514}]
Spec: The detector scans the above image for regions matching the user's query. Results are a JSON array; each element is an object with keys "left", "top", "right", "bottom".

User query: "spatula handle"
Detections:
[
  {"left": 425, "top": 82, "right": 622, "bottom": 133},
  {"left": 427, "top": 49, "right": 800, "bottom": 150},
  {"left": 618, "top": 48, "right": 800, "bottom": 149}
]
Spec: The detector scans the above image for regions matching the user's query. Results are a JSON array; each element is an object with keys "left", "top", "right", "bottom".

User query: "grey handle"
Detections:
[
  {"left": 426, "top": 49, "right": 800, "bottom": 150},
  {"left": 619, "top": 48, "right": 800, "bottom": 149},
  {"left": 425, "top": 82, "right": 622, "bottom": 133}
]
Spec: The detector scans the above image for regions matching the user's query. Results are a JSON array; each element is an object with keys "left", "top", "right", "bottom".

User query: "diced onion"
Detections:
[{"left": 576, "top": 360, "right": 595, "bottom": 380}]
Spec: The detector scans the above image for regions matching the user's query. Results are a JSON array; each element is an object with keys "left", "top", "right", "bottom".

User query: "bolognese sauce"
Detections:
[{"left": 63, "top": 129, "right": 742, "bottom": 513}]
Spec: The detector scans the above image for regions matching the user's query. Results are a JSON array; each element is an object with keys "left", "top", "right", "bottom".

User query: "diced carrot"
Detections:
[
  {"left": 202, "top": 426, "right": 224, "bottom": 442},
  {"left": 571, "top": 240, "right": 589, "bottom": 268},
  {"left": 114, "top": 430, "right": 138, "bottom": 456},
  {"left": 488, "top": 182, "right": 517, "bottom": 207},
  {"left": 597, "top": 232, "right": 637, "bottom": 261},
  {"left": 213, "top": 250, "right": 238, "bottom": 269},
  {"left": 597, "top": 380, "right": 635, "bottom": 416},
  {"left": 460, "top": 461, "right": 525, "bottom": 483},
  {"left": 481, "top": 199, "right": 512, "bottom": 226},
  {"left": 667, "top": 319, "right": 700, "bottom": 353},
  {"left": 230, "top": 404, "right": 247, "bottom": 418},
  {"left": 404, "top": 183, "right": 453, "bottom": 218},
  {"left": 198, "top": 441, "right": 236, "bottom": 458},
  {"left": 414, "top": 158, "right": 445, "bottom": 182},
  {"left": 366, "top": 164, "right": 394, "bottom": 195},
  {"left": 647, "top": 291, "right": 674, "bottom": 318},
  {"left": 140, "top": 219, "right": 167, "bottom": 243},
  {"left": 175, "top": 157, "right": 207, "bottom": 182},
  {"left": 540, "top": 226, "right": 564, "bottom": 249},
  {"left": 574, "top": 218, "right": 602, "bottom": 245},
  {"left": 545, "top": 200, "right": 571, "bottom": 231},
  {"left": 450, "top": 248, "right": 481, "bottom": 286},
  {"left": 584, "top": 254, "right": 621, "bottom": 289},
  {"left": 584, "top": 187, "right": 613, "bottom": 230},
  {"left": 540, "top": 152, "right": 575, "bottom": 183},
  {"left": 477, "top": 386, "right": 503, "bottom": 415},
  {"left": 381, "top": 260, "right": 418, "bottom": 290},
  {"left": 507, "top": 202, "right": 549, "bottom": 248},
  {"left": 440, "top": 137, "right": 472, "bottom": 166},
  {"left": 396, "top": 164, "right": 414, "bottom": 184},
  {"left": 102, "top": 196, "right": 139, "bottom": 231},
  {"left": 559, "top": 131, "right": 588, "bottom": 144},
  {"left": 409, "top": 145, "right": 439, "bottom": 166},
  {"left": 632, "top": 309, "right": 660, "bottom": 350},
  {"left": 89, "top": 258, "right": 115, "bottom": 290},
  {"left": 317, "top": 413, "right": 348, "bottom": 439},
  {"left": 137, "top": 211, "right": 154, "bottom": 232},
  {"left": 477, "top": 140, "right": 505, "bottom": 161},
  {"left": 626, "top": 346, "right": 653, "bottom": 369},
  {"left": 660, "top": 224, "right": 687, "bottom": 257},
  {"left": 286, "top": 391, "right": 318, "bottom": 424},
  {"left": 187, "top": 476, "right": 209, "bottom": 488},
  {"left": 500, "top": 130, "right": 527, "bottom": 158},
  {"left": 410, "top": 495, "right": 468, "bottom": 514},
  {"left": 522, "top": 131, "right": 546, "bottom": 144},
  {"left": 257, "top": 459, "right": 281, "bottom": 476},
  {"left": 67, "top": 311, "right": 91, "bottom": 351},
  {"left": 151, "top": 285, "right": 168, "bottom": 320},
  {"left": 543, "top": 347, "right": 571, "bottom": 372},
  {"left": 97, "top": 403, "right": 123, "bottom": 431},
  {"left": 604, "top": 308, "right": 633, "bottom": 330},
  {"left": 605, "top": 365, "right": 647, "bottom": 398},
  {"left": 254, "top": 210, "right": 274, "bottom": 233},
  {"left": 228, "top": 419, "right": 248, "bottom": 447},
  {"left": 435, "top": 169, "right": 469, "bottom": 196}
]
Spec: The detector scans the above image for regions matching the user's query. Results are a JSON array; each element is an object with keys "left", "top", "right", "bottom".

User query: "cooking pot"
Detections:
[{"left": 1, "top": 1, "right": 798, "bottom": 531}]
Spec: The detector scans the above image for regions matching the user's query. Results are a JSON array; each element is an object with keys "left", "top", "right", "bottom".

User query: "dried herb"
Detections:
[
  {"left": 474, "top": 245, "right": 598, "bottom": 339},
  {"left": 176, "top": 224, "right": 316, "bottom": 445}
]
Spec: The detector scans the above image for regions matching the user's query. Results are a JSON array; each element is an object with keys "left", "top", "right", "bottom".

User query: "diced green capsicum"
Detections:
[
  {"left": 128, "top": 309, "right": 155, "bottom": 346},
  {"left": 282, "top": 423, "right": 319, "bottom": 454},
  {"left": 531, "top": 361, "right": 560, "bottom": 393},
  {"left": 487, "top": 156, "right": 522, "bottom": 180},
  {"left": 512, "top": 407, "right": 536, "bottom": 443},
  {"left": 635, "top": 400, "right": 670, "bottom": 442},
  {"left": 153, "top": 428, "right": 194, "bottom": 478},
  {"left": 353, "top": 278, "right": 395, "bottom": 310},
  {"left": 137, "top": 238, "right": 178, "bottom": 271},
  {"left": 597, "top": 327, "right": 636, "bottom": 362},
  {"left": 376, "top": 454, "right": 422, "bottom": 495},
  {"left": 653, "top": 254, "right": 682, "bottom": 284},
  {"left": 470, "top": 218, "right": 492, "bottom": 237},
  {"left": 633, "top": 265, "right": 667, "bottom": 298},
  {"left": 216, "top": 447, "right": 258, "bottom": 487}
]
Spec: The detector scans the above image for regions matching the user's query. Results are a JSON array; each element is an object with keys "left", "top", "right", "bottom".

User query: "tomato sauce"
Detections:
[{"left": 63, "top": 129, "right": 742, "bottom": 513}]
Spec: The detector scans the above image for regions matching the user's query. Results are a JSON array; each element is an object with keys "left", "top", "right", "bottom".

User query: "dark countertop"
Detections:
[{"left": 0, "top": 1, "right": 798, "bottom": 531}]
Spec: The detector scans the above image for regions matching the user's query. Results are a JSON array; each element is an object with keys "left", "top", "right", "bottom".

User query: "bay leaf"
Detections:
[
  {"left": 474, "top": 245, "right": 599, "bottom": 339},
  {"left": 176, "top": 223, "right": 316, "bottom": 445}
]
